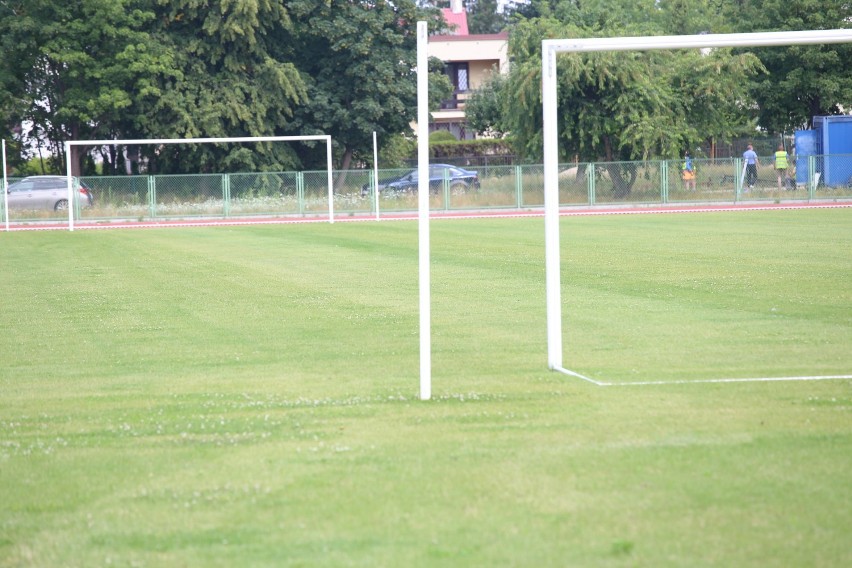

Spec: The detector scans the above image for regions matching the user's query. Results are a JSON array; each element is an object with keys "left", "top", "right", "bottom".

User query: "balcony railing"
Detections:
[{"left": 439, "top": 90, "right": 471, "bottom": 110}]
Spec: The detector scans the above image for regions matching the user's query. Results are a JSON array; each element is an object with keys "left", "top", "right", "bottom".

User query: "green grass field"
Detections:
[{"left": 1, "top": 209, "right": 850, "bottom": 567}]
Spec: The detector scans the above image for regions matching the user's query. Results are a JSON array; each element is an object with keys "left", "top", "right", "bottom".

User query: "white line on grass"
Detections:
[
  {"left": 554, "top": 367, "right": 608, "bottom": 385},
  {"left": 553, "top": 367, "right": 852, "bottom": 386}
]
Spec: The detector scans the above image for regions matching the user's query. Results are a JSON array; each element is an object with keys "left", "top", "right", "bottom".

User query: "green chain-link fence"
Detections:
[{"left": 2, "top": 154, "right": 850, "bottom": 224}]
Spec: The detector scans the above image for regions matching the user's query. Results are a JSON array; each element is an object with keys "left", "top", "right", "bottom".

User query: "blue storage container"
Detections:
[
  {"left": 794, "top": 129, "right": 817, "bottom": 186},
  {"left": 813, "top": 115, "right": 852, "bottom": 186}
]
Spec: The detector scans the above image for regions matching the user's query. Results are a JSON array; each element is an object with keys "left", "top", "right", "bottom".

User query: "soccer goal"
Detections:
[
  {"left": 53, "top": 135, "right": 333, "bottom": 231},
  {"left": 541, "top": 29, "right": 852, "bottom": 382}
]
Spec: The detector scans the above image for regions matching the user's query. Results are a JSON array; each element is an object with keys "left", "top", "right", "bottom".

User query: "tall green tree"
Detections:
[
  {"left": 287, "top": 0, "right": 447, "bottom": 172},
  {"left": 508, "top": 0, "right": 655, "bottom": 29},
  {"left": 0, "top": 0, "right": 309, "bottom": 176},
  {"left": 0, "top": 0, "right": 172, "bottom": 175},
  {"left": 722, "top": 0, "right": 852, "bottom": 132},
  {"left": 468, "top": 9, "right": 762, "bottom": 195},
  {"left": 465, "top": 71, "right": 508, "bottom": 138},
  {"left": 144, "top": 0, "right": 306, "bottom": 173},
  {"left": 657, "top": 0, "right": 724, "bottom": 35},
  {"left": 467, "top": 0, "right": 507, "bottom": 34}
]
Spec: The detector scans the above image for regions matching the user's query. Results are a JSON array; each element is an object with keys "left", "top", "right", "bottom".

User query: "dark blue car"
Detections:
[{"left": 362, "top": 164, "right": 480, "bottom": 196}]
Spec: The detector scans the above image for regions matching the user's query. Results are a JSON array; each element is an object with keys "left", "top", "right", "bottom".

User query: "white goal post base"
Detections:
[
  {"left": 62, "top": 135, "right": 333, "bottom": 232},
  {"left": 542, "top": 29, "right": 852, "bottom": 371}
]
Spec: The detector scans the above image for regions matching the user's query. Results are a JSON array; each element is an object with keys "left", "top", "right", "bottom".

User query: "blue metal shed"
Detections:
[{"left": 797, "top": 115, "right": 852, "bottom": 187}]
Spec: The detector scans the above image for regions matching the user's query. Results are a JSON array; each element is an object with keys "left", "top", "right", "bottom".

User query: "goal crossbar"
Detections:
[
  {"left": 63, "top": 134, "right": 334, "bottom": 231},
  {"left": 542, "top": 29, "right": 852, "bottom": 371}
]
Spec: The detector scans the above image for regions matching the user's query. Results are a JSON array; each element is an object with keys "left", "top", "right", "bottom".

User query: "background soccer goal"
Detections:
[{"left": 58, "top": 135, "right": 333, "bottom": 231}]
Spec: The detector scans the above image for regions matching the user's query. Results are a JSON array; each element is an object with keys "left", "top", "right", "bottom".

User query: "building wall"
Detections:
[
  {"left": 426, "top": 31, "right": 509, "bottom": 141},
  {"left": 428, "top": 34, "right": 509, "bottom": 73},
  {"left": 469, "top": 60, "right": 499, "bottom": 90}
]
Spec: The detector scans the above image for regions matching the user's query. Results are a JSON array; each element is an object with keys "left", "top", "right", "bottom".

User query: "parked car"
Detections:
[
  {"left": 362, "top": 164, "right": 480, "bottom": 196},
  {"left": 4, "top": 176, "right": 94, "bottom": 211}
]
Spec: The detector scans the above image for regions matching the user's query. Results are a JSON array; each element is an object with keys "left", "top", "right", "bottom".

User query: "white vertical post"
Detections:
[
  {"left": 2, "top": 139, "right": 9, "bottom": 232},
  {"left": 542, "top": 44, "right": 562, "bottom": 370},
  {"left": 326, "top": 136, "right": 334, "bottom": 224},
  {"left": 417, "top": 21, "right": 431, "bottom": 400},
  {"left": 373, "top": 131, "right": 380, "bottom": 220},
  {"left": 65, "top": 141, "right": 74, "bottom": 232}
]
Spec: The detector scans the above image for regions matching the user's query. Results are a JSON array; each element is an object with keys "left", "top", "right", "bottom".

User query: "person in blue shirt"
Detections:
[
  {"left": 743, "top": 144, "right": 760, "bottom": 190},
  {"left": 682, "top": 152, "right": 696, "bottom": 190}
]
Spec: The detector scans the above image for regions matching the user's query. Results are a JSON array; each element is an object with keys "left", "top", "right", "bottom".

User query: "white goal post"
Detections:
[
  {"left": 542, "top": 29, "right": 852, "bottom": 373},
  {"left": 2, "top": 139, "right": 8, "bottom": 232},
  {"left": 62, "top": 134, "right": 334, "bottom": 231}
]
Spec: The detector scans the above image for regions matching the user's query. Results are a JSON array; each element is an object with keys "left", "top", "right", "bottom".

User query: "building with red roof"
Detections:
[
  {"left": 441, "top": 1, "right": 469, "bottom": 35},
  {"left": 429, "top": 1, "right": 509, "bottom": 140}
]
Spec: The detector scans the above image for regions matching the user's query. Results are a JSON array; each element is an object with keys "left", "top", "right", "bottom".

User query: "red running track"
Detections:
[{"left": 3, "top": 201, "right": 850, "bottom": 232}]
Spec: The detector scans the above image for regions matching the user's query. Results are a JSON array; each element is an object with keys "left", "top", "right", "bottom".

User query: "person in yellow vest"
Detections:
[{"left": 773, "top": 144, "right": 789, "bottom": 190}]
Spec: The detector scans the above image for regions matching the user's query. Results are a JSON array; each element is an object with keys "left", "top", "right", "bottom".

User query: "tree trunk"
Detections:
[
  {"left": 807, "top": 96, "right": 822, "bottom": 129},
  {"left": 335, "top": 146, "right": 354, "bottom": 189},
  {"left": 603, "top": 135, "right": 614, "bottom": 162},
  {"left": 68, "top": 123, "right": 81, "bottom": 177}
]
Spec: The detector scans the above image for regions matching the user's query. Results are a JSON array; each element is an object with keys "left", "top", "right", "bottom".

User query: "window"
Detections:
[
  {"left": 446, "top": 62, "right": 469, "bottom": 91},
  {"left": 34, "top": 179, "right": 62, "bottom": 190},
  {"left": 10, "top": 181, "right": 33, "bottom": 192}
]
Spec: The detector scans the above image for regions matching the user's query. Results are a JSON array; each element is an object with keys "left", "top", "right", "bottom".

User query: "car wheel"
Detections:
[
  {"left": 54, "top": 199, "right": 68, "bottom": 211},
  {"left": 450, "top": 182, "right": 467, "bottom": 195}
]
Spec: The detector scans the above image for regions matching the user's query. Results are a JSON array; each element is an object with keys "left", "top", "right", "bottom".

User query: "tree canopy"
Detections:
[
  {"left": 286, "top": 0, "right": 449, "bottom": 173},
  {"left": 467, "top": 0, "right": 507, "bottom": 34},
  {"left": 0, "top": 0, "right": 173, "bottom": 174},
  {"left": 1, "top": 0, "right": 849, "bottom": 176},
  {"left": 473, "top": 6, "right": 763, "bottom": 165},
  {"left": 0, "top": 0, "right": 439, "bottom": 174},
  {"left": 471, "top": 0, "right": 851, "bottom": 165},
  {"left": 139, "top": 0, "right": 308, "bottom": 174},
  {"left": 723, "top": 0, "right": 852, "bottom": 132}
]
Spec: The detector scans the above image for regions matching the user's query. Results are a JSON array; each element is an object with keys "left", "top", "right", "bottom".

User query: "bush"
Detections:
[
  {"left": 429, "top": 130, "right": 458, "bottom": 144},
  {"left": 430, "top": 138, "right": 515, "bottom": 159}
]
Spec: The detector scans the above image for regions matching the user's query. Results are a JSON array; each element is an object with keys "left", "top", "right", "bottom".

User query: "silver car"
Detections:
[{"left": 5, "top": 175, "right": 94, "bottom": 211}]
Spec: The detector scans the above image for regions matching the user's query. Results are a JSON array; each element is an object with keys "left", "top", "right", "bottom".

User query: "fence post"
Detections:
[
  {"left": 297, "top": 171, "right": 305, "bottom": 215},
  {"left": 515, "top": 165, "right": 523, "bottom": 208},
  {"left": 222, "top": 174, "right": 230, "bottom": 217},
  {"left": 661, "top": 160, "right": 669, "bottom": 204},
  {"left": 73, "top": 178, "right": 83, "bottom": 219},
  {"left": 734, "top": 158, "right": 743, "bottom": 203},
  {"left": 808, "top": 155, "right": 816, "bottom": 199},
  {"left": 147, "top": 176, "right": 156, "bottom": 219},
  {"left": 369, "top": 170, "right": 376, "bottom": 215},
  {"left": 587, "top": 162, "right": 596, "bottom": 206},
  {"left": 443, "top": 168, "right": 450, "bottom": 211}
]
